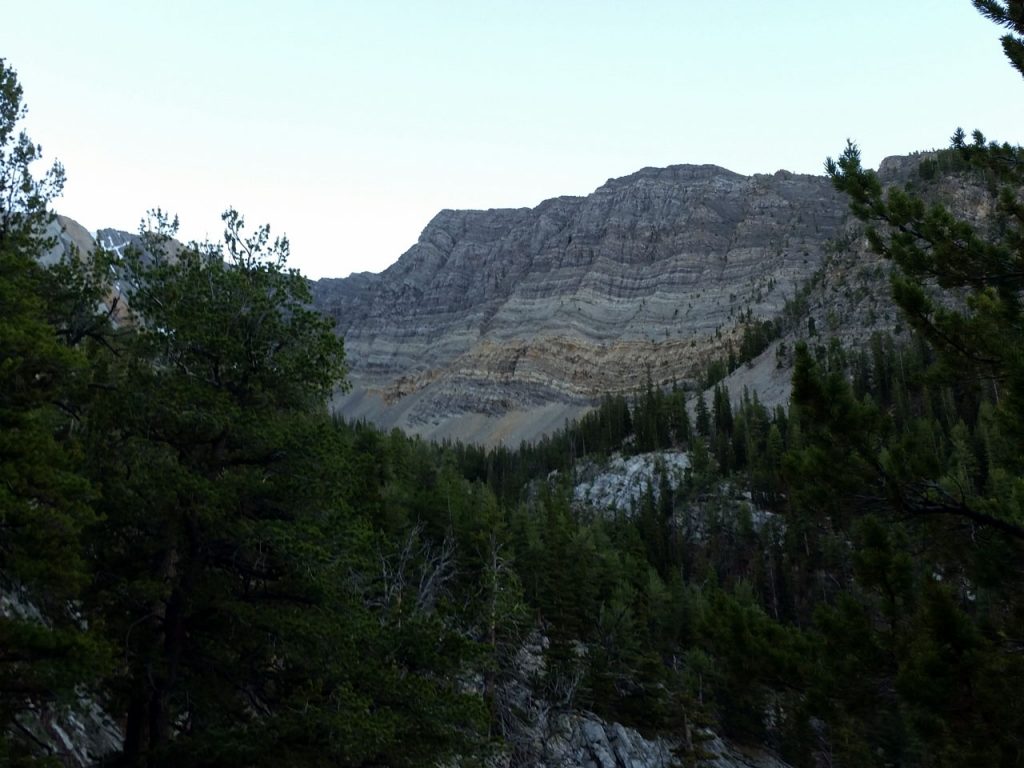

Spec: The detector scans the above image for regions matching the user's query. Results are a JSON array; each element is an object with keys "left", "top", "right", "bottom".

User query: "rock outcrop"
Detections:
[
  {"left": 313, "top": 164, "right": 849, "bottom": 445},
  {"left": 1, "top": 582, "right": 122, "bottom": 766},
  {"left": 313, "top": 151, "right": 992, "bottom": 445},
  {"left": 492, "top": 632, "right": 792, "bottom": 768},
  {"left": 572, "top": 451, "right": 690, "bottom": 513}
]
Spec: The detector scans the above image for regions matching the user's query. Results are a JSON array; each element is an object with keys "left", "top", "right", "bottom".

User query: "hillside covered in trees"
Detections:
[{"left": 3, "top": 2, "right": 1024, "bottom": 766}]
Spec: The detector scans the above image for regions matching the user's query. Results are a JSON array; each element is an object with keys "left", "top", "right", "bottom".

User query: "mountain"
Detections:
[
  {"left": 22, "top": 149, "right": 1012, "bottom": 766},
  {"left": 45, "top": 154, "right": 938, "bottom": 448},
  {"left": 311, "top": 161, "right": 873, "bottom": 445}
]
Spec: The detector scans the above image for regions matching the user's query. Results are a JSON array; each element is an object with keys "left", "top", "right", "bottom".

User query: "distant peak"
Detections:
[
  {"left": 598, "top": 163, "right": 746, "bottom": 191},
  {"left": 877, "top": 151, "right": 939, "bottom": 180}
]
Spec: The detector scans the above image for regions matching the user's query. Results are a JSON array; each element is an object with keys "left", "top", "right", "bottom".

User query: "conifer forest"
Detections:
[{"left": 2, "top": 2, "right": 1024, "bottom": 766}]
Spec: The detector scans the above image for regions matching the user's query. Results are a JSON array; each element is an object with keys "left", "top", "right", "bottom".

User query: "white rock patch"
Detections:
[{"left": 573, "top": 451, "right": 690, "bottom": 514}]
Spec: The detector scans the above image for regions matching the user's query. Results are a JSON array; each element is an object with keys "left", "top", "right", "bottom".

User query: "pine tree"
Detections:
[
  {"left": 0, "top": 59, "right": 107, "bottom": 756},
  {"left": 809, "top": 4, "right": 1024, "bottom": 761},
  {"left": 826, "top": 4, "right": 1024, "bottom": 542},
  {"left": 76, "top": 212, "right": 484, "bottom": 766}
]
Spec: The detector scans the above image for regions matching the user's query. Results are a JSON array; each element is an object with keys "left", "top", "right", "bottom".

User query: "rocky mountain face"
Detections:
[
  {"left": 312, "top": 163, "right": 852, "bottom": 445},
  {"left": 47, "top": 153, "right": 945, "bottom": 448},
  {"left": 492, "top": 631, "right": 792, "bottom": 768}
]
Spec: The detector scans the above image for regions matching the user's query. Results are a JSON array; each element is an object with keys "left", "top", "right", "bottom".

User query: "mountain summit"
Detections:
[{"left": 311, "top": 162, "right": 854, "bottom": 444}]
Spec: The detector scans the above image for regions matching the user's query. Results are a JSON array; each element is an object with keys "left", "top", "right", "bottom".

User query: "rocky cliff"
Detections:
[
  {"left": 48, "top": 153, "right": 948, "bottom": 447},
  {"left": 312, "top": 164, "right": 853, "bottom": 445}
]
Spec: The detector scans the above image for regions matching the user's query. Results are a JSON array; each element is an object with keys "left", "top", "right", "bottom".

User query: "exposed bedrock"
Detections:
[{"left": 313, "top": 163, "right": 850, "bottom": 444}]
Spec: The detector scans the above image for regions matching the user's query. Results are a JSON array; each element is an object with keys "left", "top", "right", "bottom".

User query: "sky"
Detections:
[{"left": 4, "top": 1, "right": 1023, "bottom": 279}]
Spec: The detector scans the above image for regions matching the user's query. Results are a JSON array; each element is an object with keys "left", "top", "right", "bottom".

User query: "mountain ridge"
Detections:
[
  {"left": 310, "top": 156, "right": 870, "bottom": 444},
  {"left": 47, "top": 153, "right": 939, "bottom": 447}
]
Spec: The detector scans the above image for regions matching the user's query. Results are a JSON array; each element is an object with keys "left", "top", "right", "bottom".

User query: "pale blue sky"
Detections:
[{"left": 5, "top": 1, "right": 1022, "bottom": 278}]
